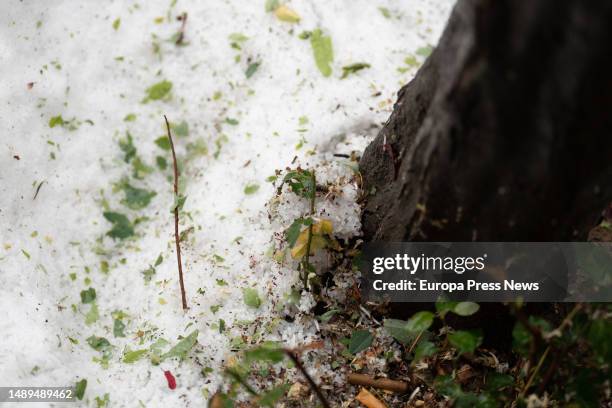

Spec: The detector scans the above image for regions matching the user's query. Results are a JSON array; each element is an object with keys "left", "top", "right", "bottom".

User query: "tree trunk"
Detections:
[{"left": 360, "top": 0, "right": 612, "bottom": 243}]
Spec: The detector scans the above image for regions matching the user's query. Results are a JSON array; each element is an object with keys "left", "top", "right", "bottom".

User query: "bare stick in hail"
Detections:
[{"left": 164, "top": 115, "right": 188, "bottom": 311}]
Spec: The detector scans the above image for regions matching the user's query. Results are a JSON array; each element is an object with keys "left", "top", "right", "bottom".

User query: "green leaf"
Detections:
[
  {"left": 318, "top": 308, "right": 339, "bottom": 323},
  {"left": 245, "top": 343, "right": 284, "bottom": 363},
  {"left": 218, "top": 319, "right": 226, "bottom": 333},
  {"left": 285, "top": 218, "right": 306, "bottom": 246},
  {"left": 142, "top": 265, "right": 155, "bottom": 283},
  {"left": 404, "top": 55, "right": 419, "bottom": 67},
  {"left": 229, "top": 32, "right": 249, "bottom": 43},
  {"left": 246, "top": 62, "right": 260, "bottom": 78},
  {"left": 413, "top": 340, "right": 437, "bottom": 362},
  {"left": 406, "top": 311, "right": 435, "bottom": 332},
  {"left": 95, "top": 393, "right": 110, "bottom": 407},
  {"left": 259, "top": 384, "right": 289, "bottom": 407},
  {"left": 243, "top": 288, "right": 262, "bottom": 308},
  {"left": 131, "top": 156, "right": 153, "bottom": 179},
  {"left": 216, "top": 278, "right": 228, "bottom": 286},
  {"left": 124, "top": 113, "right": 136, "bottom": 122},
  {"left": 119, "top": 132, "right": 136, "bottom": 162},
  {"left": 112, "top": 18, "right": 120, "bottom": 30},
  {"left": 154, "top": 136, "right": 171, "bottom": 150},
  {"left": 341, "top": 62, "right": 370, "bottom": 79},
  {"left": 455, "top": 393, "right": 496, "bottom": 408},
  {"left": 298, "top": 31, "right": 311, "bottom": 40},
  {"left": 453, "top": 302, "right": 480, "bottom": 316},
  {"left": 85, "top": 303, "right": 100, "bottom": 325},
  {"left": 449, "top": 330, "right": 482, "bottom": 355},
  {"left": 87, "top": 335, "right": 111, "bottom": 351},
  {"left": 225, "top": 117, "right": 239, "bottom": 126},
  {"left": 435, "top": 298, "right": 458, "bottom": 317},
  {"left": 244, "top": 183, "right": 260, "bottom": 195},
  {"left": 103, "top": 211, "right": 134, "bottom": 239},
  {"left": 154, "top": 254, "right": 163, "bottom": 266},
  {"left": 156, "top": 156, "right": 167, "bottom": 170},
  {"left": 310, "top": 29, "right": 333, "bottom": 77},
  {"left": 162, "top": 330, "right": 199, "bottom": 361},
  {"left": 569, "top": 369, "right": 599, "bottom": 408},
  {"left": 383, "top": 318, "right": 417, "bottom": 345},
  {"left": 123, "top": 348, "right": 147, "bottom": 363},
  {"left": 172, "top": 120, "right": 189, "bottom": 137},
  {"left": 172, "top": 194, "right": 187, "bottom": 212},
  {"left": 80, "top": 287, "right": 96, "bottom": 304},
  {"left": 265, "top": 0, "right": 280, "bottom": 12},
  {"left": 435, "top": 375, "right": 496, "bottom": 408},
  {"left": 434, "top": 375, "right": 462, "bottom": 398},
  {"left": 143, "top": 80, "right": 173, "bottom": 102},
  {"left": 416, "top": 45, "right": 433, "bottom": 57},
  {"left": 512, "top": 316, "right": 551, "bottom": 357},
  {"left": 75, "top": 379, "right": 87, "bottom": 400},
  {"left": 113, "top": 318, "right": 126, "bottom": 337},
  {"left": 49, "top": 115, "right": 64, "bottom": 128},
  {"left": 378, "top": 7, "right": 391, "bottom": 18},
  {"left": 348, "top": 330, "right": 373, "bottom": 354},
  {"left": 283, "top": 170, "right": 315, "bottom": 198},
  {"left": 120, "top": 183, "right": 156, "bottom": 210},
  {"left": 588, "top": 318, "right": 612, "bottom": 362},
  {"left": 485, "top": 373, "right": 514, "bottom": 391}
]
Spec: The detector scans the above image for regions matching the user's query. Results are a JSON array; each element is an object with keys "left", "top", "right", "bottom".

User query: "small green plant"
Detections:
[
  {"left": 280, "top": 169, "right": 317, "bottom": 288},
  {"left": 278, "top": 169, "right": 339, "bottom": 290}
]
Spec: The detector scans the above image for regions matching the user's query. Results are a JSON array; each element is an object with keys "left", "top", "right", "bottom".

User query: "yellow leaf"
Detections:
[
  {"left": 291, "top": 227, "right": 311, "bottom": 259},
  {"left": 274, "top": 5, "right": 300, "bottom": 23},
  {"left": 291, "top": 240, "right": 307, "bottom": 259},
  {"left": 313, "top": 219, "right": 333, "bottom": 235},
  {"left": 290, "top": 219, "right": 334, "bottom": 259},
  {"left": 310, "top": 235, "right": 327, "bottom": 252}
]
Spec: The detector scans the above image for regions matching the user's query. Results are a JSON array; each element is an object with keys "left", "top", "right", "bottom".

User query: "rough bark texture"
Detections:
[{"left": 361, "top": 0, "right": 612, "bottom": 243}]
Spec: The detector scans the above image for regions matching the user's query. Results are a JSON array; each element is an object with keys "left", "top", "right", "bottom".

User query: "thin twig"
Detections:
[
  {"left": 535, "top": 304, "right": 582, "bottom": 393},
  {"left": 225, "top": 368, "right": 258, "bottom": 396},
  {"left": 512, "top": 305, "right": 542, "bottom": 366},
  {"left": 537, "top": 349, "right": 560, "bottom": 395},
  {"left": 283, "top": 348, "right": 331, "bottom": 408},
  {"left": 301, "top": 170, "right": 316, "bottom": 288},
  {"left": 175, "top": 12, "right": 188, "bottom": 45},
  {"left": 407, "top": 331, "right": 424, "bottom": 355},
  {"left": 33, "top": 180, "right": 45, "bottom": 200},
  {"left": 164, "top": 115, "right": 188, "bottom": 311},
  {"left": 547, "top": 303, "right": 582, "bottom": 339},
  {"left": 520, "top": 345, "right": 550, "bottom": 398}
]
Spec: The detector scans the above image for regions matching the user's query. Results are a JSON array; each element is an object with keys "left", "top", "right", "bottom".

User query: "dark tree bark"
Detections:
[{"left": 360, "top": 0, "right": 612, "bottom": 243}]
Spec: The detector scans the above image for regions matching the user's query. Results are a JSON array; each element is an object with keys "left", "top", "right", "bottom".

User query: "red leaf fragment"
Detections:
[{"left": 164, "top": 370, "right": 177, "bottom": 390}]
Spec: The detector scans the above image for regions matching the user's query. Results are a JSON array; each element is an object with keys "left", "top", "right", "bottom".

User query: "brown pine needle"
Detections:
[{"left": 164, "top": 115, "right": 188, "bottom": 311}]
